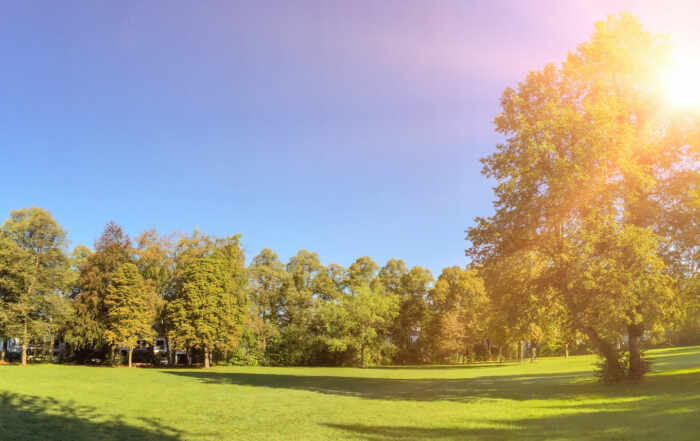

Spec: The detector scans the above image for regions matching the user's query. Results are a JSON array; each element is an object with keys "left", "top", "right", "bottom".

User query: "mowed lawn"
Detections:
[{"left": 1, "top": 346, "right": 700, "bottom": 441}]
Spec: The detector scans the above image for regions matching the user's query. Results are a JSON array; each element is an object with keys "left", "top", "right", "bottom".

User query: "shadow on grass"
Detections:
[
  {"left": 321, "top": 371, "right": 700, "bottom": 440},
  {"left": 163, "top": 369, "right": 595, "bottom": 402},
  {"left": 0, "top": 392, "right": 190, "bottom": 441},
  {"left": 367, "top": 362, "right": 515, "bottom": 370},
  {"left": 163, "top": 347, "right": 700, "bottom": 405}
]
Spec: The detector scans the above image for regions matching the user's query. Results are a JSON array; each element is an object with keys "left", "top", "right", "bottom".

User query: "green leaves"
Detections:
[{"left": 468, "top": 14, "right": 698, "bottom": 380}]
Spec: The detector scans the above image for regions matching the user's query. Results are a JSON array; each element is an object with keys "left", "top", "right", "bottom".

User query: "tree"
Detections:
[
  {"left": 279, "top": 250, "right": 324, "bottom": 365},
  {"left": 104, "top": 263, "right": 156, "bottom": 367},
  {"left": 321, "top": 282, "right": 398, "bottom": 366},
  {"left": 1, "top": 207, "right": 69, "bottom": 366},
  {"left": 248, "top": 248, "right": 289, "bottom": 364},
  {"left": 67, "top": 222, "right": 133, "bottom": 355},
  {"left": 477, "top": 248, "right": 567, "bottom": 363},
  {"left": 427, "top": 266, "right": 488, "bottom": 363},
  {"left": 167, "top": 250, "right": 247, "bottom": 368},
  {"left": 394, "top": 266, "right": 432, "bottom": 363},
  {"left": 467, "top": 15, "right": 697, "bottom": 381}
]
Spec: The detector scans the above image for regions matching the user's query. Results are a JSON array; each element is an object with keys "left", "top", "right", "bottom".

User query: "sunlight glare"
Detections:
[{"left": 664, "top": 48, "right": 700, "bottom": 109}]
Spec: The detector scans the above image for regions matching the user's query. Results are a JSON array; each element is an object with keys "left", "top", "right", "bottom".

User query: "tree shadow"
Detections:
[
  {"left": 368, "top": 362, "right": 515, "bottom": 370},
  {"left": 322, "top": 371, "right": 700, "bottom": 440},
  {"left": 0, "top": 392, "right": 191, "bottom": 441},
  {"left": 163, "top": 369, "right": 597, "bottom": 403}
]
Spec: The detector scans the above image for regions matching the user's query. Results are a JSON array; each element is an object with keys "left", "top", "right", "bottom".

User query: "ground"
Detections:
[{"left": 1, "top": 346, "right": 699, "bottom": 441}]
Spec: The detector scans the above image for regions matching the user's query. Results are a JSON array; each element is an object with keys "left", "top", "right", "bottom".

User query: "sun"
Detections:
[{"left": 663, "top": 48, "right": 700, "bottom": 109}]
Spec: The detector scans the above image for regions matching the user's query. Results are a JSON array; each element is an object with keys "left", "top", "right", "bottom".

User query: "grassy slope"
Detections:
[{"left": 1, "top": 346, "right": 699, "bottom": 441}]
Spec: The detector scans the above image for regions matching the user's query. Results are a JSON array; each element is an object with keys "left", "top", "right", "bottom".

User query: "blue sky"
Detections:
[{"left": 1, "top": 1, "right": 698, "bottom": 275}]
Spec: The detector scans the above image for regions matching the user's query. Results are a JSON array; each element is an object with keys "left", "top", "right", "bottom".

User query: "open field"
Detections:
[{"left": 1, "top": 346, "right": 700, "bottom": 441}]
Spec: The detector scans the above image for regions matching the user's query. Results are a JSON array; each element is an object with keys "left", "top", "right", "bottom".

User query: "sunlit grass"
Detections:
[{"left": 1, "top": 346, "right": 699, "bottom": 440}]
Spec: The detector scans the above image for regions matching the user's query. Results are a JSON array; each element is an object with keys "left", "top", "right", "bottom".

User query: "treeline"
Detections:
[{"left": 0, "top": 206, "right": 697, "bottom": 370}]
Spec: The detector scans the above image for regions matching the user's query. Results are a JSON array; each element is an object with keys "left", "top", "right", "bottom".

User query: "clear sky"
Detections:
[{"left": 1, "top": 1, "right": 698, "bottom": 275}]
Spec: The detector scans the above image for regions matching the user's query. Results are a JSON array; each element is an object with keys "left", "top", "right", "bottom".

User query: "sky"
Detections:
[{"left": 1, "top": 0, "right": 699, "bottom": 276}]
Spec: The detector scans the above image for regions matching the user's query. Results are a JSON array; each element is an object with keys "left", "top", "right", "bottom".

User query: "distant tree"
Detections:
[
  {"left": 104, "top": 263, "right": 157, "bottom": 367},
  {"left": 248, "top": 248, "right": 289, "bottom": 364},
  {"left": 134, "top": 229, "right": 175, "bottom": 356},
  {"left": 280, "top": 250, "right": 324, "bottom": 365},
  {"left": 427, "top": 266, "right": 488, "bottom": 363},
  {"left": 167, "top": 250, "right": 247, "bottom": 368},
  {"left": 1, "top": 207, "right": 69, "bottom": 366},
  {"left": 480, "top": 252, "right": 564, "bottom": 363},
  {"left": 394, "top": 266, "right": 432, "bottom": 363},
  {"left": 321, "top": 282, "right": 398, "bottom": 366},
  {"left": 67, "top": 222, "right": 133, "bottom": 354}
]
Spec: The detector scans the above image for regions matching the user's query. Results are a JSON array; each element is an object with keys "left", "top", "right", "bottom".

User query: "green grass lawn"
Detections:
[{"left": 1, "top": 346, "right": 700, "bottom": 441}]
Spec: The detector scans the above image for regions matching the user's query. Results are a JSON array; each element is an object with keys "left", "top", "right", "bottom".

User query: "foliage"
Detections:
[
  {"left": 0, "top": 207, "right": 70, "bottom": 365},
  {"left": 103, "top": 263, "right": 157, "bottom": 366},
  {"left": 467, "top": 14, "right": 698, "bottom": 381},
  {"left": 167, "top": 248, "right": 247, "bottom": 368}
]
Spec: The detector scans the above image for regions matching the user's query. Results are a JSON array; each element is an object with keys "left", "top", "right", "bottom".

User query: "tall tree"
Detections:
[
  {"left": 104, "top": 263, "right": 157, "bottom": 367},
  {"left": 280, "top": 250, "right": 324, "bottom": 365},
  {"left": 467, "top": 15, "right": 697, "bottom": 381},
  {"left": 394, "top": 266, "right": 433, "bottom": 363},
  {"left": 1, "top": 208, "right": 69, "bottom": 365},
  {"left": 67, "top": 222, "right": 132, "bottom": 354},
  {"left": 167, "top": 249, "right": 247, "bottom": 368},
  {"left": 248, "top": 248, "right": 289, "bottom": 363}
]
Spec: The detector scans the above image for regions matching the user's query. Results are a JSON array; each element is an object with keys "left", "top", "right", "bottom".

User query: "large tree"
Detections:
[
  {"left": 467, "top": 15, "right": 698, "bottom": 381},
  {"left": 1, "top": 208, "right": 69, "bottom": 366}
]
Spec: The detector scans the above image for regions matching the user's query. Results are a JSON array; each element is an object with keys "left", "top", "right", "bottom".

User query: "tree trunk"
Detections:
[
  {"left": 564, "top": 343, "right": 569, "bottom": 359},
  {"left": 530, "top": 342, "right": 536, "bottom": 363},
  {"left": 518, "top": 341, "right": 523, "bottom": 362},
  {"left": 1, "top": 338, "right": 6, "bottom": 363},
  {"left": 186, "top": 348, "right": 192, "bottom": 367},
  {"left": 360, "top": 344, "right": 366, "bottom": 367},
  {"left": 584, "top": 326, "right": 625, "bottom": 382},
  {"left": 49, "top": 334, "right": 55, "bottom": 362},
  {"left": 628, "top": 323, "right": 643, "bottom": 379},
  {"left": 128, "top": 347, "right": 133, "bottom": 368},
  {"left": 21, "top": 316, "right": 28, "bottom": 366},
  {"left": 204, "top": 347, "right": 210, "bottom": 369}
]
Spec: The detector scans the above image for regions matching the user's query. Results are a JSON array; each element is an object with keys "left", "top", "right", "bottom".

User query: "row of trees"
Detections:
[{"left": 0, "top": 210, "right": 492, "bottom": 368}]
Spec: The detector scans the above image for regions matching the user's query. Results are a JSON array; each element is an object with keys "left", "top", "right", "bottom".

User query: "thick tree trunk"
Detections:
[
  {"left": 1, "top": 338, "right": 6, "bottom": 362},
  {"left": 564, "top": 343, "right": 569, "bottom": 359},
  {"left": 584, "top": 326, "right": 625, "bottom": 381},
  {"left": 530, "top": 342, "right": 537, "bottom": 363},
  {"left": 360, "top": 344, "right": 366, "bottom": 367},
  {"left": 128, "top": 347, "right": 133, "bottom": 368},
  {"left": 204, "top": 347, "right": 210, "bottom": 369},
  {"left": 628, "top": 323, "right": 643, "bottom": 379},
  {"left": 186, "top": 348, "right": 192, "bottom": 367}
]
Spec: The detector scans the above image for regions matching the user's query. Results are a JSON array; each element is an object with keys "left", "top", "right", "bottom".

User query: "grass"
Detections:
[{"left": 1, "top": 346, "right": 699, "bottom": 441}]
